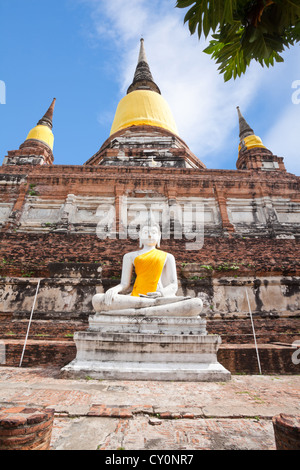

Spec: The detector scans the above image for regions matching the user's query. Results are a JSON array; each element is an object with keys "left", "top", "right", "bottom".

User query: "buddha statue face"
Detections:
[{"left": 139, "top": 223, "right": 161, "bottom": 248}]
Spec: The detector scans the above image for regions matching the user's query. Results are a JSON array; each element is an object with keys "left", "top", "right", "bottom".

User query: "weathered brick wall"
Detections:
[
  {"left": 1, "top": 161, "right": 300, "bottom": 239},
  {"left": 0, "top": 232, "right": 299, "bottom": 277},
  {"left": 1, "top": 233, "right": 299, "bottom": 324},
  {"left": 0, "top": 161, "right": 299, "bottom": 375}
]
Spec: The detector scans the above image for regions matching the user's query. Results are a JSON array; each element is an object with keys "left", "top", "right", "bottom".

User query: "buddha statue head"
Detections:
[{"left": 138, "top": 216, "right": 161, "bottom": 249}]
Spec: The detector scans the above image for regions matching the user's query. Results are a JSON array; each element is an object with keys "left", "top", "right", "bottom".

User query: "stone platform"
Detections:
[
  {"left": 62, "top": 314, "right": 231, "bottom": 382},
  {"left": 1, "top": 367, "right": 300, "bottom": 450}
]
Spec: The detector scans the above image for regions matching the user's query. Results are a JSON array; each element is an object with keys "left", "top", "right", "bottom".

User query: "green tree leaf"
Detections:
[{"left": 176, "top": 0, "right": 300, "bottom": 81}]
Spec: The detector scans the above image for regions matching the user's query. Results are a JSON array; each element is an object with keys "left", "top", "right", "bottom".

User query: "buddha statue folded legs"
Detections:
[{"left": 92, "top": 292, "right": 203, "bottom": 317}]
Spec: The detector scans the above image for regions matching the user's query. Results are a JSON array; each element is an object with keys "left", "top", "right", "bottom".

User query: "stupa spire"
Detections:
[
  {"left": 127, "top": 38, "right": 161, "bottom": 95},
  {"left": 236, "top": 106, "right": 254, "bottom": 140},
  {"left": 24, "top": 98, "right": 56, "bottom": 152},
  {"left": 138, "top": 37, "right": 148, "bottom": 63},
  {"left": 37, "top": 98, "right": 56, "bottom": 129}
]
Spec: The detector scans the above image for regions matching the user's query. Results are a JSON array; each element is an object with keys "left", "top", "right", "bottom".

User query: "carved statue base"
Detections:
[{"left": 62, "top": 312, "right": 231, "bottom": 382}]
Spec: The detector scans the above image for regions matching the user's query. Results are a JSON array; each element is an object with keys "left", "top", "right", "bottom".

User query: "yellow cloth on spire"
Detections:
[
  {"left": 110, "top": 90, "right": 178, "bottom": 136},
  {"left": 239, "top": 135, "right": 266, "bottom": 153},
  {"left": 26, "top": 125, "right": 54, "bottom": 150},
  {"left": 131, "top": 248, "right": 168, "bottom": 297}
]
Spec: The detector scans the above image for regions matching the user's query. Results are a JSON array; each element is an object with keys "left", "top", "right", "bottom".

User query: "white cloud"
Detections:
[
  {"left": 264, "top": 104, "right": 300, "bottom": 176},
  {"left": 262, "top": 49, "right": 300, "bottom": 176},
  {"left": 81, "top": 0, "right": 299, "bottom": 170},
  {"left": 80, "top": 0, "right": 150, "bottom": 44}
]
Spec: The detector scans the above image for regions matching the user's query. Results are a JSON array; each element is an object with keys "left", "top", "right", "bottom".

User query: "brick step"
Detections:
[
  {"left": 218, "top": 344, "right": 300, "bottom": 375},
  {"left": 0, "top": 339, "right": 299, "bottom": 375},
  {"left": 0, "top": 339, "right": 76, "bottom": 368},
  {"left": 0, "top": 320, "right": 88, "bottom": 341},
  {"left": 1, "top": 318, "right": 299, "bottom": 344},
  {"left": 207, "top": 318, "right": 300, "bottom": 344},
  {"left": 211, "top": 332, "right": 298, "bottom": 344}
]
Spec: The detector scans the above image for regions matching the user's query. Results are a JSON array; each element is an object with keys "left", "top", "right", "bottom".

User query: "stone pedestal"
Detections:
[{"left": 62, "top": 312, "right": 231, "bottom": 382}]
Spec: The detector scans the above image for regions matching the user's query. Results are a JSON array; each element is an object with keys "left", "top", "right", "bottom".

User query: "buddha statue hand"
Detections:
[
  {"left": 104, "top": 286, "right": 121, "bottom": 306},
  {"left": 139, "top": 292, "right": 162, "bottom": 298}
]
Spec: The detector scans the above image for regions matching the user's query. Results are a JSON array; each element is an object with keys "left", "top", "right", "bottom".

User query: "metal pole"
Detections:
[
  {"left": 19, "top": 279, "right": 41, "bottom": 368},
  {"left": 245, "top": 288, "right": 262, "bottom": 375}
]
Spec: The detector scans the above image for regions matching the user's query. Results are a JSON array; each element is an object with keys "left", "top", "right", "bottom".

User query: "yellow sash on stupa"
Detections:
[{"left": 131, "top": 248, "right": 168, "bottom": 297}]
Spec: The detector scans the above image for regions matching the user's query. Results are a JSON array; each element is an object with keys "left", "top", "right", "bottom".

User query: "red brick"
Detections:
[{"left": 0, "top": 407, "right": 54, "bottom": 451}]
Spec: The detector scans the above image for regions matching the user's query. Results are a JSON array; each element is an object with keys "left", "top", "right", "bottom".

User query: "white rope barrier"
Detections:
[
  {"left": 19, "top": 279, "right": 41, "bottom": 368},
  {"left": 245, "top": 287, "right": 262, "bottom": 375}
]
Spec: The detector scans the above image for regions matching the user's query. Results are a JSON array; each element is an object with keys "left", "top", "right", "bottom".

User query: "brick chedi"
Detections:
[
  {"left": 236, "top": 106, "right": 286, "bottom": 171},
  {"left": 0, "top": 39, "right": 299, "bottom": 375},
  {"left": 3, "top": 99, "right": 56, "bottom": 166}
]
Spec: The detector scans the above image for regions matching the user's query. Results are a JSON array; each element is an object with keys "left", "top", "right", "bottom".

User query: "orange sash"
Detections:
[{"left": 131, "top": 249, "right": 167, "bottom": 297}]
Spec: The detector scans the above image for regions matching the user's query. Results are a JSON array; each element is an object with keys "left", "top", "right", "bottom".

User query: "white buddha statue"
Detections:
[{"left": 92, "top": 221, "right": 203, "bottom": 317}]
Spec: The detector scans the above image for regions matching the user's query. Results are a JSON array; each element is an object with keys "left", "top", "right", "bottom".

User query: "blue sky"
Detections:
[{"left": 1, "top": 0, "right": 299, "bottom": 175}]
